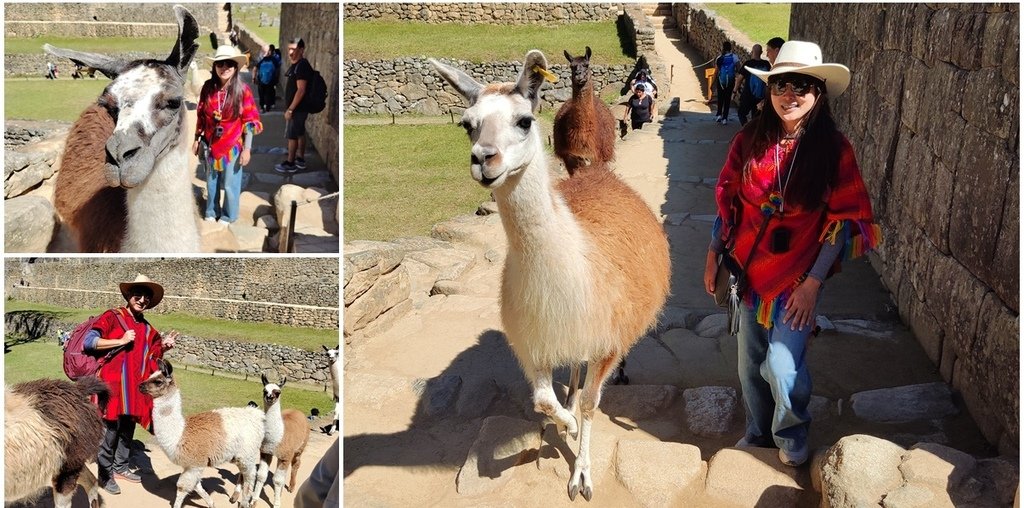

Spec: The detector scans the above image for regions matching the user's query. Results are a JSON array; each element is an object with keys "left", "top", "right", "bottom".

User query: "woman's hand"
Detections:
[
  {"left": 285, "top": 109, "right": 293, "bottom": 121},
  {"left": 783, "top": 277, "right": 822, "bottom": 331},
  {"left": 703, "top": 250, "right": 719, "bottom": 295},
  {"left": 240, "top": 148, "right": 251, "bottom": 167},
  {"left": 192, "top": 140, "right": 200, "bottom": 156},
  {"left": 162, "top": 330, "right": 179, "bottom": 350},
  {"left": 122, "top": 329, "right": 136, "bottom": 343}
]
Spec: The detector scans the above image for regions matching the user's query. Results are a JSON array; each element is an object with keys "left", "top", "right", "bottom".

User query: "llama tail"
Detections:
[{"left": 76, "top": 376, "right": 112, "bottom": 414}]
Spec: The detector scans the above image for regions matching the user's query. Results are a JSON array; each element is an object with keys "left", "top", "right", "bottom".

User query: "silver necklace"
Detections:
[{"left": 773, "top": 136, "right": 800, "bottom": 214}]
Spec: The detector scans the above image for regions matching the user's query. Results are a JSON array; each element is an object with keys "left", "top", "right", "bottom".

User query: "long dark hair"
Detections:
[
  {"left": 740, "top": 75, "right": 842, "bottom": 210},
  {"left": 201, "top": 61, "right": 246, "bottom": 118}
]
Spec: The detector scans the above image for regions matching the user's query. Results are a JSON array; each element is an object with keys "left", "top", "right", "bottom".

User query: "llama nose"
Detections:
[
  {"left": 106, "top": 136, "right": 144, "bottom": 165},
  {"left": 471, "top": 146, "right": 498, "bottom": 165}
]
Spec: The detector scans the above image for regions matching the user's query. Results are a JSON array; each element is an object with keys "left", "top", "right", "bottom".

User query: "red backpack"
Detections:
[{"left": 63, "top": 310, "right": 130, "bottom": 381}]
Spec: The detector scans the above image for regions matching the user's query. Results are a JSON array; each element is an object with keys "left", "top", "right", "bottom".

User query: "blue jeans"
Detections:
[
  {"left": 205, "top": 156, "right": 242, "bottom": 222},
  {"left": 736, "top": 301, "right": 813, "bottom": 454}
]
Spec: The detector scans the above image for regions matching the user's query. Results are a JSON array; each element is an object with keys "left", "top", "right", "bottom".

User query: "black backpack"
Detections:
[{"left": 303, "top": 69, "right": 327, "bottom": 114}]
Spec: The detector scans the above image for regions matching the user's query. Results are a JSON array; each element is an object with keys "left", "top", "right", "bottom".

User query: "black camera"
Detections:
[
  {"left": 212, "top": 125, "right": 224, "bottom": 139},
  {"left": 770, "top": 227, "right": 791, "bottom": 253}
]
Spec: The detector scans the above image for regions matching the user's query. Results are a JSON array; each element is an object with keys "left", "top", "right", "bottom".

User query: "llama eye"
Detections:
[
  {"left": 165, "top": 98, "right": 182, "bottom": 110},
  {"left": 460, "top": 120, "right": 473, "bottom": 134},
  {"left": 516, "top": 117, "right": 533, "bottom": 130}
]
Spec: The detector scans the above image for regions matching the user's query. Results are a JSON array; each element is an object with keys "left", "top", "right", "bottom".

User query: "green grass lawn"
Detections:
[
  {"left": 4, "top": 341, "right": 333, "bottom": 418},
  {"left": 234, "top": 3, "right": 281, "bottom": 47},
  {"left": 344, "top": 20, "right": 633, "bottom": 64},
  {"left": 4, "top": 77, "right": 108, "bottom": 121},
  {"left": 5, "top": 36, "right": 194, "bottom": 55},
  {"left": 344, "top": 123, "right": 493, "bottom": 240},
  {"left": 5, "top": 300, "right": 337, "bottom": 352},
  {"left": 708, "top": 3, "right": 791, "bottom": 47}
]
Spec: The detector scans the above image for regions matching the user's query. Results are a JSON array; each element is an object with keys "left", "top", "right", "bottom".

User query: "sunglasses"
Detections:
[
  {"left": 130, "top": 293, "right": 151, "bottom": 301},
  {"left": 214, "top": 61, "right": 237, "bottom": 68},
  {"left": 768, "top": 76, "right": 819, "bottom": 97}
]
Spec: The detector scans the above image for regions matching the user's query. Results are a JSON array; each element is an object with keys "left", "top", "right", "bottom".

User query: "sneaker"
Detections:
[
  {"left": 714, "top": 114, "right": 722, "bottom": 122},
  {"left": 102, "top": 478, "right": 121, "bottom": 495},
  {"left": 720, "top": 118, "right": 728, "bottom": 125},
  {"left": 779, "top": 446, "right": 809, "bottom": 467},
  {"left": 114, "top": 470, "right": 141, "bottom": 483},
  {"left": 203, "top": 216, "right": 216, "bottom": 222},
  {"left": 294, "top": 157, "right": 307, "bottom": 170},
  {"left": 217, "top": 218, "right": 231, "bottom": 225},
  {"left": 274, "top": 160, "right": 298, "bottom": 174}
]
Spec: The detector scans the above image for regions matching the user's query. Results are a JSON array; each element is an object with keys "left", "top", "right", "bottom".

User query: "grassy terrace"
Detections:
[
  {"left": 234, "top": 3, "right": 281, "bottom": 46},
  {"left": 706, "top": 3, "right": 791, "bottom": 46},
  {"left": 4, "top": 300, "right": 337, "bottom": 352}
]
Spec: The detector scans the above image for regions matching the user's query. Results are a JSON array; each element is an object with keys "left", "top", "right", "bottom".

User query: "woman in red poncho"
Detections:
[
  {"left": 193, "top": 45, "right": 263, "bottom": 224},
  {"left": 84, "top": 274, "right": 178, "bottom": 494},
  {"left": 703, "top": 42, "right": 882, "bottom": 468}
]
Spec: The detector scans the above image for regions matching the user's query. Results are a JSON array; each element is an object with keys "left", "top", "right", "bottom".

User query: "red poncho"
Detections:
[
  {"left": 716, "top": 129, "right": 882, "bottom": 327},
  {"left": 196, "top": 82, "right": 263, "bottom": 172},
  {"left": 92, "top": 307, "right": 165, "bottom": 429}
]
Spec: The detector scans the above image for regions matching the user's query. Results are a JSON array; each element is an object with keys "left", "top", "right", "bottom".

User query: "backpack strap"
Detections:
[{"left": 96, "top": 308, "right": 133, "bottom": 371}]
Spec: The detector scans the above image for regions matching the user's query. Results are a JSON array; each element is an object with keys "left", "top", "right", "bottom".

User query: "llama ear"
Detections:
[
  {"left": 167, "top": 5, "right": 200, "bottom": 75},
  {"left": 161, "top": 360, "right": 173, "bottom": 377},
  {"left": 515, "top": 50, "right": 550, "bottom": 113},
  {"left": 563, "top": 50, "right": 573, "bottom": 63},
  {"left": 585, "top": 46, "right": 592, "bottom": 60},
  {"left": 261, "top": 373, "right": 269, "bottom": 386},
  {"left": 280, "top": 377, "right": 287, "bottom": 388},
  {"left": 429, "top": 58, "right": 483, "bottom": 106},
  {"left": 322, "top": 345, "right": 329, "bottom": 352},
  {"left": 43, "top": 44, "right": 129, "bottom": 80}
]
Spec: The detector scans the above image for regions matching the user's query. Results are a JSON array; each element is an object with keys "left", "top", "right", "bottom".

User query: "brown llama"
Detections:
[
  {"left": 431, "top": 50, "right": 670, "bottom": 501},
  {"left": 6, "top": 376, "right": 111, "bottom": 508},
  {"left": 553, "top": 46, "right": 617, "bottom": 175}
]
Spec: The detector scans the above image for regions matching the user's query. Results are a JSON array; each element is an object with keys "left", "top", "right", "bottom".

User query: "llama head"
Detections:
[
  {"left": 261, "top": 374, "right": 287, "bottom": 408},
  {"left": 564, "top": 46, "right": 593, "bottom": 89},
  {"left": 430, "top": 50, "right": 553, "bottom": 189},
  {"left": 43, "top": 5, "right": 199, "bottom": 189},
  {"left": 139, "top": 359, "right": 177, "bottom": 398},
  {"left": 322, "top": 344, "right": 339, "bottom": 364}
]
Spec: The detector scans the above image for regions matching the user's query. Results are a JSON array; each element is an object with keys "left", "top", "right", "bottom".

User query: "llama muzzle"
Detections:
[{"left": 105, "top": 134, "right": 155, "bottom": 188}]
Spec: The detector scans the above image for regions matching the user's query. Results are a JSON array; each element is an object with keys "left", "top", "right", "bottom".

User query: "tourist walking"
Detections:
[
  {"left": 703, "top": 41, "right": 882, "bottom": 467},
  {"left": 735, "top": 44, "right": 771, "bottom": 125},
  {"left": 714, "top": 41, "right": 740, "bottom": 124},
  {"left": 193, "top": 45, "right": 263, "bottom": 225},
  {"left": 622, "top": 85, "right": 655, "bottom": 132},
  {"left": 85, "top": 274, "right": 178, "bottom": 494}
]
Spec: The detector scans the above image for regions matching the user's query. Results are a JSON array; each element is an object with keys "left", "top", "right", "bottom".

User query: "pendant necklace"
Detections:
[
  {"left": 213, "top": 90, "right": 225, "bottom": 122},
  {"left": 772, "top": 134, "right": 800, "bottom": 214}
]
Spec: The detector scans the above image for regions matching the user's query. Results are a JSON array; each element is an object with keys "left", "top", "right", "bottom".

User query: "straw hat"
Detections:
[
  {"left": 119, "top": 274, "right": 164, "bottom": 308},
  {"left": 746, "top": 41, "right": 851, "bottom": 97},
  {"left": 206, "top": 45, "right": 248, "bottom": 68}
]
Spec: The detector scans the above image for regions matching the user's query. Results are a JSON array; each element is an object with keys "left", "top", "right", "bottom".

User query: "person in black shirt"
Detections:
[
  {"left": 734, "top": 44, "right": 772, "bottom": 125},
  {"left": 275, "top": 37, "right": 314, "bottom": 174},
  {"left": 622, "top": 85, "right": 654, "bottom": 132}
]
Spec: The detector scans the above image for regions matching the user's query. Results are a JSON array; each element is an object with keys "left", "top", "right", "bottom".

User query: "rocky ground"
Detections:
[{"left": 342, "top": 14, "right": 1018, "bottom": 508}]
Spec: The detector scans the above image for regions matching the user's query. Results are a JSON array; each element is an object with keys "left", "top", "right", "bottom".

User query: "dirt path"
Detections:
[{"left": 12, "top": 431, "right": 337, "bottom": 508}]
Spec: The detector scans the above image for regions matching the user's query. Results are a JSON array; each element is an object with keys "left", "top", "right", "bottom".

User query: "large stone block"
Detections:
[
  {"left": 456, "top": 416, "right": 540, "bottom": 496},
  {"left": 820, "top": 434, "right": 905, "bottom": 507},
  {"left": 989, "top": 162, "right": 1019, "bottom": 310},
  {"left": 615, "top": 440, "right": 703, "bottom": 508},
  {"left": 706, "top": 447, "right": 803, "bottom": 507},
  {"left": 344, "top": 267, "right": 411, "bottom": 335},
  {"left": 5, "top": 195, "right": 56, "bottom": 253}
]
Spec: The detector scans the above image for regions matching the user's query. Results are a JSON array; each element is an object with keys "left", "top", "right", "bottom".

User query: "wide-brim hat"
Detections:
[
  {"left": 746, "top": 40, "right": 851, "bottom": 97},
  {"left": 119, "top": 274, "right": 164, "bottom": 308},
  {"left": 206, "top": 45, "right": 248, "bottom": 68}
]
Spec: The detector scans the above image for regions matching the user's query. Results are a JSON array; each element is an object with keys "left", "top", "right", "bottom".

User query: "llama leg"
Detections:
[
  {"left": 238, "top": 459, "right": 258, "bottom": 508},
  {"left": 191, "top": 478, "right": 216, "bottom": 508},
  {"left": 272, "top": 461, "right": 288, "bottom": 508},
  {"left": 77, "top": 468, "right": 104, "bottom": 508},
  {"left": 567, "top": 354, "right": 620, "bottom": 501},
  {"left": 565, "top": 364, "right": 581, "bottom": 412},
  {"left": 287, "top": 454, "right": 301, "bottom": 492},
  {"left": 251, "top": 453, "right": 272, "bottom": 501},
  {"left": 52, "top": 468, "right": 82, "bottom": 508},
  {"left": 173, "top": 467, "right": 204, "bottom": 508},
  {"left": 527, "top": 366, "right": 579, "bottom": 439}
]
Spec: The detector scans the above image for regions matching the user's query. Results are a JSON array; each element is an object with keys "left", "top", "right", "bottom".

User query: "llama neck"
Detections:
[
  {"left": 122, "top": 134, "right": 200, "bottom": 253},
  {"left": 572, "top": 80, "right": 595, "bottom": 108},
  {"left": 494, "top": 130, "right": 582, "bottom": 255},
  {"left": 262, "top": 399, "right": 285, "bottom": 452},
  {"left": 151, "top": 389, "right": 186, "bottom": 458}
]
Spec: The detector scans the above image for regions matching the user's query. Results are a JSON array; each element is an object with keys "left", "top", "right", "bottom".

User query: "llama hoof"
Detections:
[{"left": 567, "top": 468, "right": 593, "bottom": 501}]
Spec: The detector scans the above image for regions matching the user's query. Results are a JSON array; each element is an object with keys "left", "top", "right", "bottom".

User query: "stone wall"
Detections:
[
  {"left": 5, "top": 258, "right": 340, "bottom": 329},
  {"left": 344, "top": 58, "right": 636, "bottom": 116},
  {"left": 280, "top": 3, "right": 340, "bottom": 182},
  {"left": 343, "top": 2, "right": 618, "bottom": 24},
  {"left": 5, "top": 51, "right": 163, "bottom": 78},
  {"left": 671, "top": 4, "right": 762, "bottom": 76},
  {"left": 4, "top": 3, "right": 220, "bottom": 29}
]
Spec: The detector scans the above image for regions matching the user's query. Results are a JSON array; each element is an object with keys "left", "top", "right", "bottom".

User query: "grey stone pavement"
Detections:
[{"left": 342, "top": 16, "right": 998, "bottom": 508}]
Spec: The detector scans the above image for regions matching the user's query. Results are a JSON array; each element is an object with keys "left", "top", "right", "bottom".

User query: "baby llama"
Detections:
[
  {"left": 243, "top": 375, "right": 310, "bottom": 508},
  {"left": 138, "top": 360, "right": 263, "bottom": 508},
  {"left": 6, "top": 376, "right": 110, "bottom": 508},
  {"left": 431, "top": 50, "right": 670, "bottom": 501}
]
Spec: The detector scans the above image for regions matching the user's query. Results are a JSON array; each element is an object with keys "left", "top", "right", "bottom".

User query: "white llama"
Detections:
[
  {"left": 139, "top": 360, "right": 263, "bottom": 508},
  {"left": 322, "top": 345, "right": 340, "bottom": 435},
  {"left": 431, "top": 51, "right": 671, "bottom": 501},
  {"left": 45, "top": 4, "right": 201, "bottom": 253},
  {"left": 243, "top": 375, "right": 310, "bottom": 508}
]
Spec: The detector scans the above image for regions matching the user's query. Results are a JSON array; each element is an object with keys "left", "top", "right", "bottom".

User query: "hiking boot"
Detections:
[
  {"left": 274, "top": 160, "right": 298, "bottom": 174},
  {"left": 294, "top": 157, "right": 307, "bottom": 170},
  {"left": 114, "top": 470, "right": 141, "bottom": 483},
  {"left": 102, "top": 478, "right": 121, "bottom": 495}
]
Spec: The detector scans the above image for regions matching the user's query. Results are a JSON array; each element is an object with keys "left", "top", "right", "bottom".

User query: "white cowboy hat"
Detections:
[
  {"left": 746, "top": 41, "right": 851, "bottom": 97},
  {"left": 119, "top": 274, "right": 164, "bottom": 308},
  {"left": 206, "top": 45, "right": 248, "bottom": 68}
]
